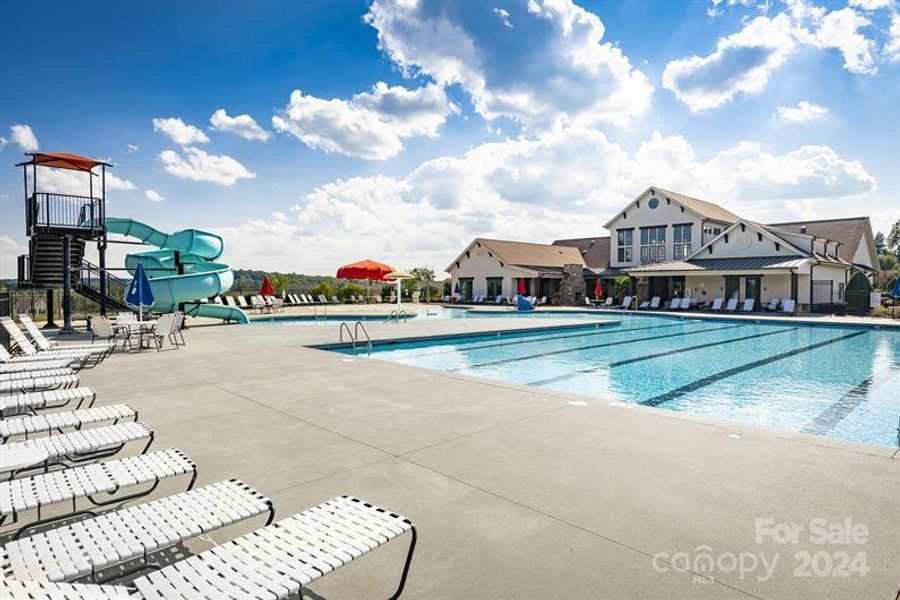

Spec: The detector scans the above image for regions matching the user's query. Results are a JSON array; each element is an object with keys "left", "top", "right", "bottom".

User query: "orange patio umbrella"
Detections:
[{"left": 337, "top": 259, "right": 395, "bottom": 301}]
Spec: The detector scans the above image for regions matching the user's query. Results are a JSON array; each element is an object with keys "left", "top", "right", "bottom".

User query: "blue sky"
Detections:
[{"left": 1, "top": 0, "right": 899, "bottom": 277}]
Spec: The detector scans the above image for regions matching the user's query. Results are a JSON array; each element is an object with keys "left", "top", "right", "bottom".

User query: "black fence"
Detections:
[
  {"left": 2, "top": 288, "right": 103, "bottom": 325},
  {"left": 26, "top": 192, "right": 103, "bottom": 235}
]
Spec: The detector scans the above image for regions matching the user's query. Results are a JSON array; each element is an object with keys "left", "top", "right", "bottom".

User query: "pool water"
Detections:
[{"left": 336, "top": 314, "right": 900, "bottom": 448}]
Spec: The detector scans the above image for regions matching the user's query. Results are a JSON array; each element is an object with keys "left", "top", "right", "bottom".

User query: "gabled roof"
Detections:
[
  {"left": 766, "top": 217, "right": 875, "bottom": 265},
  {"left": 603, "top": 186, "right": 741, "bottom": 228},
  {"left": 652, "top": 187, "right": 742, "bottom": 224},
  {"left": 551, "top": 236, "right": 610, "bottom": 270},
  {"left": 446, "top": 238, "right": 585, "bottom": 273},
  {"left": 686, "top": 219, "right": 811, "bottom": 262}
]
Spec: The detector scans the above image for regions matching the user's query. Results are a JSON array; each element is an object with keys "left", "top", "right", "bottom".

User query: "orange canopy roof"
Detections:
[
  {"left": 336, "top": 259, "right": 395, "bottom": 281},
  {"left": 16, "top": 152, "right": 111, "bottom": 172}
]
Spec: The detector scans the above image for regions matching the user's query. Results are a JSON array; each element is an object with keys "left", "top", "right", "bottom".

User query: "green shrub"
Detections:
[
  {"left": 847, "top": 272, "right": 872, "bottom": 292},
  {"left": 337, "top": 283, "right": 367, "bottom": 302},
  {"left": 309, "top": 279, "right": 336, "bottom": 299}
]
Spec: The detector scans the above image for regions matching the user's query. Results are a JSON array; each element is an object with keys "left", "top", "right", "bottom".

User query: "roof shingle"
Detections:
[{"left": 551, "top": 236, "right": 610, "bottom": 269}]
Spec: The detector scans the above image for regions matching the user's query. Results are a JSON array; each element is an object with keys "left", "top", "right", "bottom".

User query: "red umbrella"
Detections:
[
  {"left": 517, "top": 278, "right": 526, "bottom": 295},
  {"left": 594, "top": 279, "right": 603, "bottom": 299},
  {"left": 336, "top": 259, "right": 394, "bottom": 281},
  {"left": 259, "top": 275, "right": 275, "bottom": 296}
]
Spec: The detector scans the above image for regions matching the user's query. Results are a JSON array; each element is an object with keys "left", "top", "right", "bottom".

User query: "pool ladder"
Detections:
[
  {"left": 339, "top": 321, "right": 372, "bottom": 356},
  {"left": 385, "top": 309, "right": 410, "bottom": 324}
]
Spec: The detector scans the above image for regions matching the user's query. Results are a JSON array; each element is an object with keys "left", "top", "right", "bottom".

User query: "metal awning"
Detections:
[{"left": 628, "top": 256, "right": 812, "bottom": 274}]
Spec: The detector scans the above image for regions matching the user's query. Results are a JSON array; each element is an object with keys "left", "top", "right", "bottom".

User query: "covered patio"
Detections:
[{"left": 628, "top": 257, "right": 810, "bottom": 309}]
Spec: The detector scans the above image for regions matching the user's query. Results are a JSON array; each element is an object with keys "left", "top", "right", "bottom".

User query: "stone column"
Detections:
[{"left": 557, "top": 264, "right": 587, "bottom": 306}]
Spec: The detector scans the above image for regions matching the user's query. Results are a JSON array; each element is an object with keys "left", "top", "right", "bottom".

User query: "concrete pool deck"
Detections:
[{"left": 70, "top": 314, "right": 898, "bottom": 599}]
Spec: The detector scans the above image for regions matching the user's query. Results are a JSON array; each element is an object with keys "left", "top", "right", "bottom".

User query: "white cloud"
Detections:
[
  {"left": 0, "top": 235, "right": 27, "bottom": 278},
  {"left": 806, "top": 7, "right": 877, "bottom": 75},
  {"left": 158, "top": 147, "right": 255, "bottom": 186},
  {"left": 209, "top": 109, "right": 272, "bottom": 141},
  {"left": 848, "top": 0, "right": 894, "bottom": 10},
  {"left": 152, "top": 117, "right": 210, "bottom": 145},
  {"left": 662, "top": 14, "right": 796, "bottom": 112},
  {"left": 145, "top": 189, "right": 164, "bottom": 202},
  {"left": 364, "top": 0, "right": 653, "bottom": 128},
  {"left": 665, "top": 3, "right": 884, "bottom": 111},
  {"left": 10, "top": 124, "right": 39, "bottom": 152},
  {"left": 776, "top": 100, "right": 829, "bottom": 123},
  {"left": 217, "top": 128, "right": 875, "bottom": 273},
  {"left": 33, "top": 167, "right": 136, "bottom": 195},
  {"left": 272, "top": 82, "right": 455, "bottom": 160},
  {"left": 493, "top": 7, "right": 513, "bottom": 28},
  {"left": 886, "top": 12, "right": 900, "bottom": 60},
  {"left": 126, "top": 144, "right": 139, "bottom": 153}
]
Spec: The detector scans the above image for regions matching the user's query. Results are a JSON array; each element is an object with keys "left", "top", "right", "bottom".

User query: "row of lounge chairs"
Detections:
[
  {"left": 445, "top": 294, "right": 550, "bottom": 305},
  {"left": 589, "top": 296, "right": 797, "bottom": 314},
  {"left": 0, "top": 318, "right": 418, "bottom": 598}
]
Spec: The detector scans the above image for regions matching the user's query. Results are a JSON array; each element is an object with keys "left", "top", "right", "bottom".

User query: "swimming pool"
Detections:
[{"left": 334, "top": 314, "right": 900, "bottom": 448}]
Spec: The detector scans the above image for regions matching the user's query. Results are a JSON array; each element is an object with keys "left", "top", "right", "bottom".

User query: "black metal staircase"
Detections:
[{"left": 75, "top": 260, "right": 131, "bottom": 312}]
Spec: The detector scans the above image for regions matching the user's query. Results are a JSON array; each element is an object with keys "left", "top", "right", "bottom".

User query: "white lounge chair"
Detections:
[
  {"left": 725, "top": 298, "right": 739, "bottom": 311},
  {"left": 742, "top": 298, "right": 755, "bottom": 312},
  {"left": 0, "top": 358, "right": 72, "bottom": 374},
  {"left": 0, "top": 448, "right": 196, "bottom": 540},
  {"left": 616, "top": 296, "right": 633, "bottom": 310},
  {"left": 765, "top": 297, "right": 779, "bottom": 311},
  {"left": 0, "top": 319, "right": 111, "bottom": 369},
  {"left": 0, "top": 495, "right": 416, "bottom": 600},
  {"left": 782, "top": 298, "right": 796, "bottom": 314},
  {"left": 638, "top": 299, "right": 650, "bottom": 309},
  {"left": 0, "top": 403, "right": 136, "bottom": 443},
  {"left": 710, "top": 297, "right": 724, "bottom": 311},
  {"left": 225, "top": 295, "right": 237, "bottom": 307},
  {"left": 2, "top": 479, "right": 274, "bottom": 584},
  {"left": 0, "top": 373, "right": 79, "bottom": 395},
  {"left": 18, "top": 315, "right": 115, "bottom": 353},
  {"left": 1, "top": 421, "right": 154, "bottom": 471},
  {"left": 0, "top": 368, "right": 75, "bottom": 383},
  {"left": 0, "top": 387, "right": 97, "bottom": 417},
  {"left": 237, "top": 295, "right": 249, "bottom": 308}
]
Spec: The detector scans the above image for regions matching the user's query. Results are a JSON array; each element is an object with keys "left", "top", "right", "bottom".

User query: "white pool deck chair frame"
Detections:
[
  {"left": 0, "top": 495, "right": 416, "bottom": 599},
  {"left": 0, "top": 319, "right": 111, "bottom": 370},
  {"left": 1, "top": 479, "right": 274, "bottom": 585},
  {"left": 0, "top": 448, "right": 197, "bottom": 540},
  {"left": 724, "top": 298, "right": 739, "bottom": 311},
  {"left": 0, "top": 374, "right": 80, "bottom": 395},
  {"left": 742, "top": 298, "right": 755, "bottom": 312},
  {"left": 0, "top": 403, "right": 137, "bottom": 443},
  {"left": 0, "top": 388, "right": 97, "bottom": 418},
  {"left": 710, "top": 298, "right": 724, "bottom": 311},
  {"left": 1, "top": 422, "right": 154, "bottom": 475},
  {"left": 18, "top": 316, "right": 114, "bottom": 354}
]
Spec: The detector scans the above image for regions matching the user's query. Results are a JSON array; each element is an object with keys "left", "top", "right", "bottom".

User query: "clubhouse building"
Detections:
[{"left": 446, "top": 187, "right": 878, "bottom": 312}]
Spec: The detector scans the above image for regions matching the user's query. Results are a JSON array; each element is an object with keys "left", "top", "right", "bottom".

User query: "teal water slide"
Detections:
[{"left": 103, "top": 218, "right": 249, "bottom": 324}]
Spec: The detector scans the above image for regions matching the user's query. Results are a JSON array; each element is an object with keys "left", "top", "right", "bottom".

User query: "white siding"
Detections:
[
  {"left": 446, "top": 244, "right": 532, "bottom": 298},
  {"left": 606, "top": 190, "right": 704, "bottom": 268},
  {"left": 699, "top": 224, "right": 798, "bottom": 259}
]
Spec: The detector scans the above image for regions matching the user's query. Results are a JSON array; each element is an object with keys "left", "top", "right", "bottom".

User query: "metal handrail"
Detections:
[
  {"left": 26, "top": 192, "right": 103, "bottom": 234},
  {"left": 77, "top": 259, "right": 130, "bottom": 307},
  {"left": 339, "top": 321, "right": 372, "bottom": 356},
  {"left": 385, "top": 309, "right": 409, "bottom": 323}
]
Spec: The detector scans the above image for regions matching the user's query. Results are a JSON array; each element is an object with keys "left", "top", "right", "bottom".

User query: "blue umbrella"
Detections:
[
  {"left": 125, "top": 263, "right": 155, "bottom": 321},
  {"left": 893, "top": 277, "right": 900, "bottom": 298},
  {"left": 454, "top": 281, "right": 460, "bottom": 295}
]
